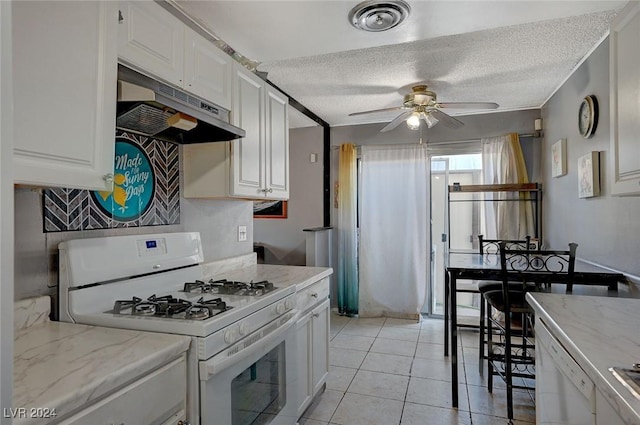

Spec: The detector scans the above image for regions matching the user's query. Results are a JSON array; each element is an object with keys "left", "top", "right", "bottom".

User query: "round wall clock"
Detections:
[{"left": 578, "top": 95, "right": 598, "bottom": 138}]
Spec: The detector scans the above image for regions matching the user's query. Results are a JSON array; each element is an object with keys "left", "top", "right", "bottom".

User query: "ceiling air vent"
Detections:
[{"left": 348, "top": 0, "right": 411, "bottom": 32}]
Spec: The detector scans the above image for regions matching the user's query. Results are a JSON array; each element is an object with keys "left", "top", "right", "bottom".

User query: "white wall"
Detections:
[
  {"left": 542, "top": 37, "right": 640, "bottom": 277},
  {"left": 254, "top": 126, "right": 324, "bottom": 265}
]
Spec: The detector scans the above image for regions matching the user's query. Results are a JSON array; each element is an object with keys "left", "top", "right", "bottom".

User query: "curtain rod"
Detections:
[{"left": 330, "top": 131, "right": 542, "bottom": 149}]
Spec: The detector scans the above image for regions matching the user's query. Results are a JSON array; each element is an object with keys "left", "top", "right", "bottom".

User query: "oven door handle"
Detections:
[{"left": 200, "top": 311, "right": 300, "bottom": 380}]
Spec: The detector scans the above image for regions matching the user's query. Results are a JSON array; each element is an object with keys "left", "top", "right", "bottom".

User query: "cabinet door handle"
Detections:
[
  {"left": 313, "top": 313, "right": 320, "bottom": 318},
  {"left": 267, "top": 188, "right": 273, "bottom": 193},
  {"left": 118, "top": 10, "right": 123, "bottom": 24},
  {"left": 310, "top": 293, "right": 318, "bottom": 298},
  {"left": 103, "top": 173, "right": 114, "bottom": 183}
]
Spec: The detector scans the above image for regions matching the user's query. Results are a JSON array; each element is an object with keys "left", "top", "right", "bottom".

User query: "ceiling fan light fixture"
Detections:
[
  {"left": 406, "top": 111, "right": 421, "bottom": 130},
  {"left": 348, "top": 0, "right": 411, "bottom": 32},
  {"left": 423, "top": 113, "right": 439, "bottom": 128}
]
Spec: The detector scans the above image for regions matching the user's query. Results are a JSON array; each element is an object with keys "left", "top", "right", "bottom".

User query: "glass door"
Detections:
[
  {"left": 427, "top": 154, "right": 482, "bottom": 316},
  {"left": 425, "top": 157, "right": 448, "bottom": 315}
]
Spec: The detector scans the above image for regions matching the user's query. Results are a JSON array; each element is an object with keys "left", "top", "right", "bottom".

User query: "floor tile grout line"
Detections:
[{"left": 327, "top": 315, "right": 535, "bottom": 424}]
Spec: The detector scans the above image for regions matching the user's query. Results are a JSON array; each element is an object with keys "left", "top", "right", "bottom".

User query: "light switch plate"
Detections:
[{"left": 238, "top": 225, "right": 247, "bottom": 242}]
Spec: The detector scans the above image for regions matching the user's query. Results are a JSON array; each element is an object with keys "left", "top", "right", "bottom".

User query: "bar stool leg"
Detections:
[
  {"left": 487, "top": 303, "right": 493, "bottom": 393},
  {"left": 479, "top": 296, "right": 485, "bottom": 376}
]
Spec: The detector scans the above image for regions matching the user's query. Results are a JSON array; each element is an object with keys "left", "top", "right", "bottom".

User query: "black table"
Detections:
[{"left": 444, "top": 251, "right": 626, "bottom": 408}]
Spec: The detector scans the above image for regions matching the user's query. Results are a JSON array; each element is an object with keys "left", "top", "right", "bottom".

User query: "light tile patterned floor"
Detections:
[{"left": 298, "top": 313, "right": 535, "bottom": 425}]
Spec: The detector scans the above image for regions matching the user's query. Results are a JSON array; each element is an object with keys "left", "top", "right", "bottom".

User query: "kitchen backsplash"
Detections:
[
  {"left": 43, "top": 131, "right": 180, "bottom": 232},
  {"left": 15, "top": 140, "right": 254, "bottom": 301}
]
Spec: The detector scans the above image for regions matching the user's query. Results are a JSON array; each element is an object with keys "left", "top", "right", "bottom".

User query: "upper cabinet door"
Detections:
[
  {"left": 231, "top": 64, "right": 264, "bottom": 198},
  {"left": 13, "top": 1, "right": 118, "bottom": 191},
  {"left": 118, "top": 1, "right": 184, "bottom": 87},
  {"left": 610, "top": 1, "right": 640, "bottom": 196},
  {"left": 265, "top": 86, "right": 289, "bottom": 200},
  {"left": 184, "top": 31, "right": 232, "bottom": 110}
]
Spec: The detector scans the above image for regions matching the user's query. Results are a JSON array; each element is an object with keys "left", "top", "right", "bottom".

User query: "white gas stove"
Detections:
[{"left": 58, "top": 232, "right": 299, "bottom": 425}]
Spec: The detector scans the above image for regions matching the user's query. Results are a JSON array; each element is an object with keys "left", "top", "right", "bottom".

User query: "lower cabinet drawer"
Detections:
[
  {"left": 58, "top": 355, "right": 187, "bottom": 425},
  {"left": 296, "top": 278, "right": 330, "bottom": 314}
]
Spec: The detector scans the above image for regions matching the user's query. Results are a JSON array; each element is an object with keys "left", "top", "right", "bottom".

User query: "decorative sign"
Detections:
[
  {"left": 551, "top": 139, "right": 567, "bottom": 177},
  {"left": 91, "top": 138, "right": 155, "bottom": 221},
  {"left": 43, "top": 131, "right": 179, "bottom": 232},
  {"left": 578, "top": 151, "right": 600, "bottom": 198}
]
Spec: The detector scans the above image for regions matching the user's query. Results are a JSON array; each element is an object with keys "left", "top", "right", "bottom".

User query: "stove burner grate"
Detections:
[
  {"left": 183, "top": 279, "right": 276, "bottom": 296},
  {"left": 111, "top": 294, "right": 231, "bottom": 320}
]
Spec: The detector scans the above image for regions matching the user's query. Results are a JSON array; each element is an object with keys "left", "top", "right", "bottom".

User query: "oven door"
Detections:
[{"left": 199, "top": 311, "right": 299, "bottom": 425}]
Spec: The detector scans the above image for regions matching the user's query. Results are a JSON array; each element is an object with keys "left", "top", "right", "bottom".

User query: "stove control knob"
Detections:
[
  {"left": 276, "top": 303, "right": 286, "bottom": 315},
  {"left": 239, "top": 323, "right": 248, "bottom": 336},
  {"left": 224, "top": 328, "right": 237, "bottom": 344},
  {"left": 285, "top": 299, "right": 294, "bottom": 310}
]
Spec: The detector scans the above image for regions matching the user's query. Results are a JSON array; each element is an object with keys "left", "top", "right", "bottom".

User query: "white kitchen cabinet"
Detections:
[
  {"left": 295, "top": 278, "right": 330, "bottom": 417},
  {"left": 596, "top": 388, "right": 626, "bottom": 425},
  {"left": 12, "top": 1, "right": 118, "bottom": 191},
  {"left": 58, "top": 355, "right": 187, "bottom": 425},
  {"left": 118, "top": 1, "right": 232, "bottom": 110},
  {"left": 310, "top": 299, "right": 330, "bottom": 396},
  {"left": 184, "top": 30, "right": 233, "bottom": 111},
  {"left": 609, "top": 1, "right": 640, "bottom": 196},
  {"left": 183, "top": 63, "right": 289, "bottom": 200},
  {"left": 117, "top": 1, "right": 184, "bottom": 89},
  {"left": 264, "top": 85, "right": 290, "bottom": 199},
  {"left": 230, "top": 63, "right": 265, "bottom": 197},
  {"left": 295, "top": 312, "right": 313, "bottom": 416}
]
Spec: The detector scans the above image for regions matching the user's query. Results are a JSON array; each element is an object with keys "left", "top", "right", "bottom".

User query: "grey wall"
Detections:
[
  {"left": 331, "top": 109, "right": 543, "bottom": 181},
  {"left": 254, "top": 126, "right": 324, "bottom": 265},
  {"left": 14, "top": 149, "right": 253, "bottom": 300},
  {"left": 541, "top": 37, "right": 640, "bottom": 277}
]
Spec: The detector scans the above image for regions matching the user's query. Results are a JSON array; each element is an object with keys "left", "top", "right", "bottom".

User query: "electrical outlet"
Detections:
[{"left": 238, "top": 225, "right": 247, "bottom": 242}]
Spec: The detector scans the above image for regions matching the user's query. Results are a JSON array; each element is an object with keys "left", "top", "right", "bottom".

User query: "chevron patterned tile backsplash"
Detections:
[{"left": 43, "top": 131, "right": 180, "bottom": 232}]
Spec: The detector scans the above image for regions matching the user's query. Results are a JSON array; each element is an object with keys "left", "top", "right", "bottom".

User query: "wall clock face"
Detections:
[{"left": 578, "top": 95, "right": 598, "bottom": 138}]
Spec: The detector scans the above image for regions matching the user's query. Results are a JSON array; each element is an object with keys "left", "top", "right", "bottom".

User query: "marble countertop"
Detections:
[
  {"left": 205, "top": 263, "right": 333, "bottom": 292},
  {"left": 527, "top": 293, "right": 640, "bottom": 425},
  {"left": 13, "top": 297, "right": 191, "bottom": 425}
]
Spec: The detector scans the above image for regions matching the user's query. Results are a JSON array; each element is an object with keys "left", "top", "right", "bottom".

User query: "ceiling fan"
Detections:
[{"left": 349, "top": 85, "right": 499, "bottom": 132}]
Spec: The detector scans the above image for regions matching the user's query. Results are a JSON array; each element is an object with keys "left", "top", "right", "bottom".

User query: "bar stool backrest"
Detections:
[
  {"left": 499, "top": 242, "right": 578, "bottom": 293},
  {"left": 478, "top": 235, "right": 531, "bottom": 255}
]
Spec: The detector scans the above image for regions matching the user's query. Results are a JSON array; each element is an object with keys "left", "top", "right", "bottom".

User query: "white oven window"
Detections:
[{"left": 231, "top": 342, "right": 287, "bottom": 425}]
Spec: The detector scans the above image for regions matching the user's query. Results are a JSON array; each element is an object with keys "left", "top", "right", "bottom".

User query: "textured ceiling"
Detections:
[{"left": 174, "top": 1, "right": 624, "bottom": 128}]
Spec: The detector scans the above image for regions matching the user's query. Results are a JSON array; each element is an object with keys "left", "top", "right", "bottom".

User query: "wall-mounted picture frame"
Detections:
[
  {"left": 253, "top": 200, "right": 288, "bottom": 219},
  {"left": 578, "top": 151, "right": 600, "bottom": 198},
  {"left": 551, "top": 139, "right": 567, "bottom": 177}
]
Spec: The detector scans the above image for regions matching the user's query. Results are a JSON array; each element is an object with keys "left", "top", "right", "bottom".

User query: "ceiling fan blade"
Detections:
[
  {"left": 430, "top": 109, "right": 464, "bottom": 129},
  {"left": 349, "top": 106, "right": 406, "bottom": 116},
  {"left": 437, "top": 102, "right": 499, "bottom": 109},
  {"left": 380, "top": 110, "right": 414, "bottom": 133}
]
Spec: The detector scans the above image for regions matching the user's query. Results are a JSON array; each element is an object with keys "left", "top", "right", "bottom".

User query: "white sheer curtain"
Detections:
[
  {"left": 482, "top": 133, "right": 534, "bottom": 239},
  {"left": 358, "top": 145, "right": 429, "bottom": 320}
]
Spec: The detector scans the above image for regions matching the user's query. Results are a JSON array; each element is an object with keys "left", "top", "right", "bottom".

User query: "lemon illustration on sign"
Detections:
[{"left": 97, "top": 173, "right": 127, "bottom": 209}]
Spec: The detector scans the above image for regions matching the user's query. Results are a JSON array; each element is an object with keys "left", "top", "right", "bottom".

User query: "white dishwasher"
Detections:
[{"left": 535, "top": 317, "right": 596, "bottom": 425}]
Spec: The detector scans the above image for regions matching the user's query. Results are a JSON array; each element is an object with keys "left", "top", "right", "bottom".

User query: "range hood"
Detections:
[{"left": 116, "top": 65, "right": 245, "bottom": 143}]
